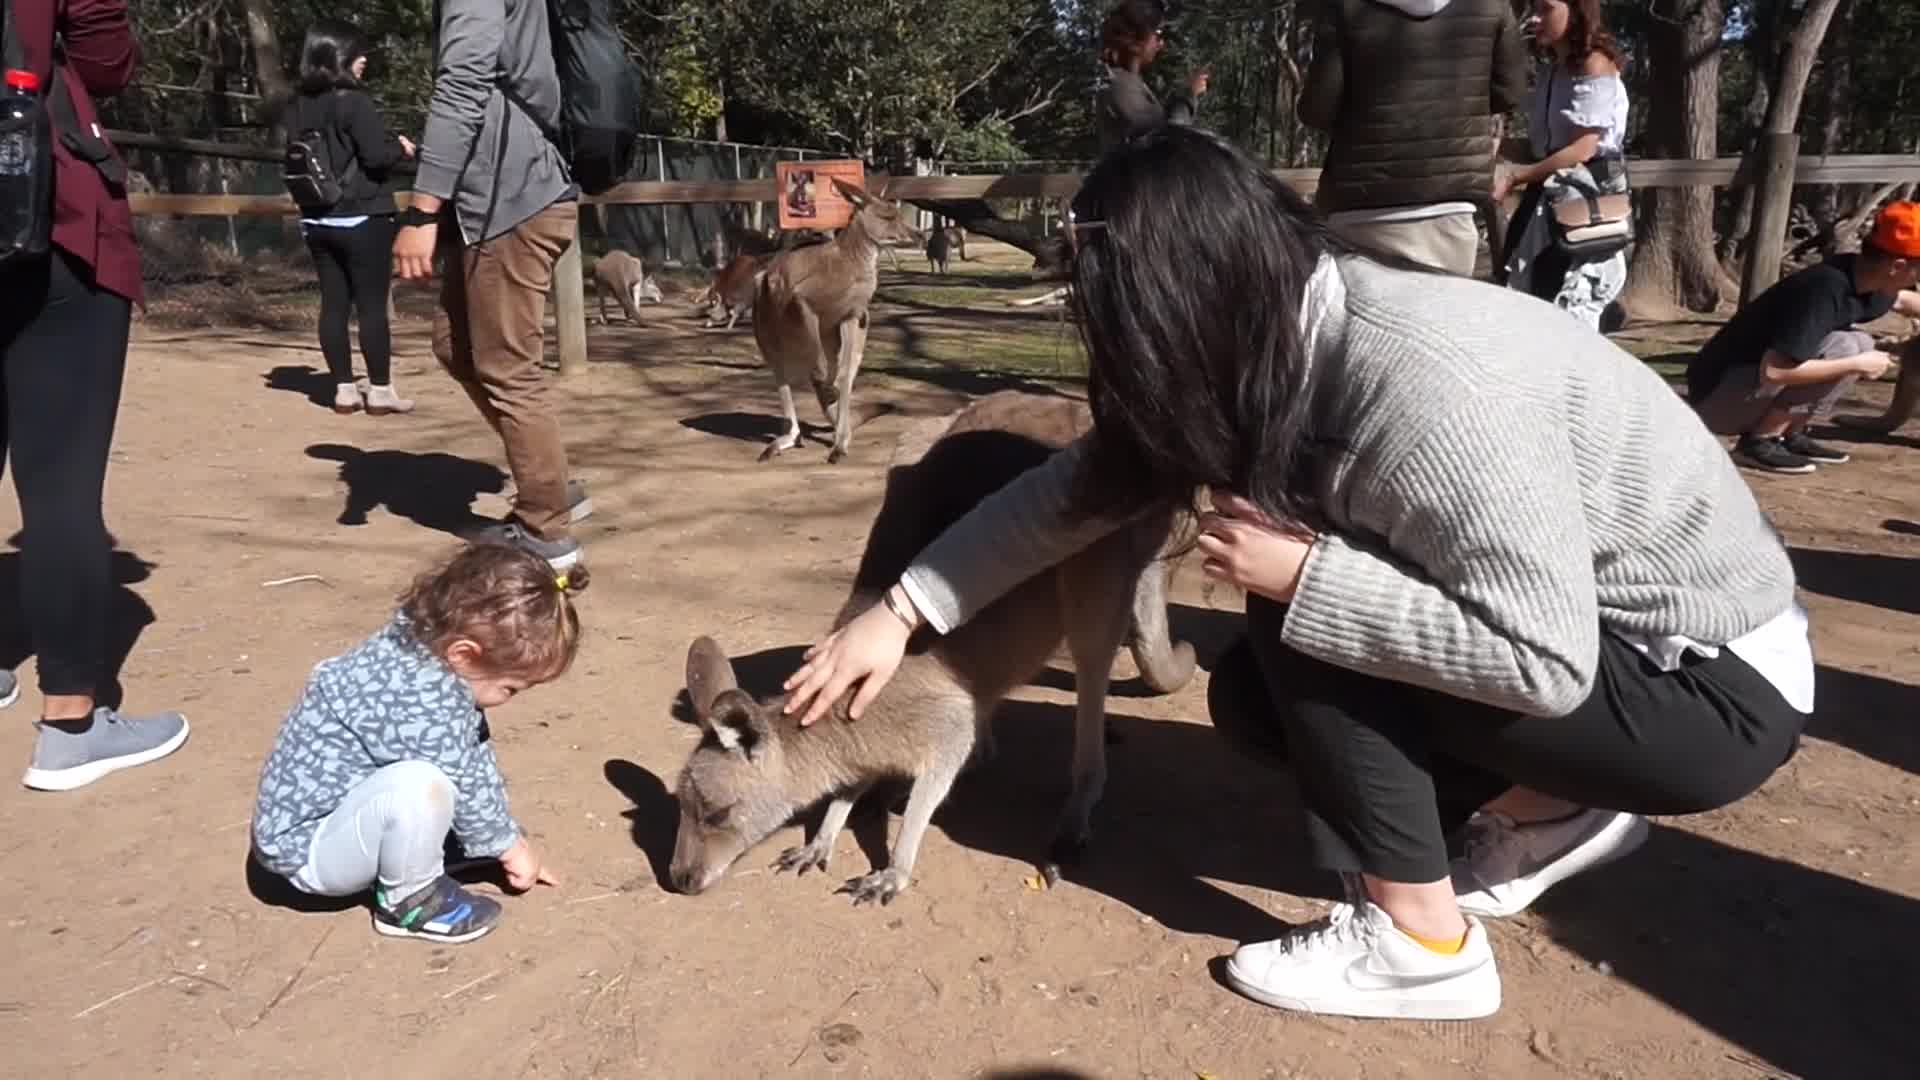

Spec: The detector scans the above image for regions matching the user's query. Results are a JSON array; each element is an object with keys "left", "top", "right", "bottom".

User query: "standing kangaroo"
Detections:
[
  {"left": 593, "top": 249, "right": 663, "bottom": 325},
  {"left": 753, "top": 178, "right": 920, "bottom": 464},
  {"left": 668, "top": 391, "right": 1198, "bottom": 905}
]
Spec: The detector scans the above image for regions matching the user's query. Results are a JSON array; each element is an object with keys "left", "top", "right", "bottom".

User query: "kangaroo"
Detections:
[
  {"left": 697, "top": 252, "right": 770, "bottom": 330},
  {"left": 594, "top": 249, "right": 664, "bottom": 325},
  {"left": 668, "top": 391, "right": 1198, "bottom": 905},
  {"left": 943, "top": 225, "right": 968, "bottom": 262},
  {"left": 925, "top": 224, "right": 951, "bottom": 274},
  {"left": 753, "top": 178, "right": 920, "bottom": 464}
]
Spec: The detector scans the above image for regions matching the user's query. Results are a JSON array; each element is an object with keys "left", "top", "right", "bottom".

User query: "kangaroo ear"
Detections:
[
  {"left": 705, "top": 688, "right": 770, "bottom": 758},
  {"left": 685, "top": 636, "right": 740, "bottom": 718},
  {"left": 830, "top": 177, "right": 870, "bottom": 208}
]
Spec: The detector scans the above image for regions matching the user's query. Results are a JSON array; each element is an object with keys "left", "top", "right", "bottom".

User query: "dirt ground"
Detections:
[{"left": 1, "top": 247, "right": 1915, "bottom": 1080}]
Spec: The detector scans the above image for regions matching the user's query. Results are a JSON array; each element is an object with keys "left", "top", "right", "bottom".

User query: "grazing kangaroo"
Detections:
[
  {"left": 697, "top": 252, "right": 770, "bottom": 330},
  {"left": 925, "top": 224, "right": 950, "bottom": 274},
  {"left": 668, "top": 391, "right": 1199, "bottom": 905},
  {"left": 593, "top": 249, "right": 663, "bottom": 325},
  {"left": 753, "top": 178, "right": 920, "bottom": 464}
]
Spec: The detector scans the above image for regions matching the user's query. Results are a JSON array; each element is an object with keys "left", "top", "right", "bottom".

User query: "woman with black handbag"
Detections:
[
  {"left": 287, "top": 20, "right": 416, "bottom": 415},
  {"left": 1495, "top": 0, "right": 1632, "bottom": 330}
]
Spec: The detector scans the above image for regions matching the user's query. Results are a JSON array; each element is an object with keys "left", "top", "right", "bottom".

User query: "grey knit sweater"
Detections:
[{"left": 898, "top": 256, "right": 1797, "bottom": 718}]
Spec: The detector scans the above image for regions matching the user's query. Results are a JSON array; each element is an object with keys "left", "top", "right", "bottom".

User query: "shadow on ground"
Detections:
[
  {"left": 306, "top": 443, "right": 506, "bottom": 535},
  {"left": 1790, "top": 545, "right": 1920, "bottom": 616},
  {"left": 1541, "top": 823, "right": 1918, "bottom": 1078},
  {"left": 0, "top": 535, "right": 157, "bottom": 711}
]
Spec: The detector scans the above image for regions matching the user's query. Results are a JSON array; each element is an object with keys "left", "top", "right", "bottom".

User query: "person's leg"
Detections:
[
  {"left": 1224, "top": 605, "right": 1802, "bottom": 1018},
  {"left": 458, "top": 203, "right": 578, "bottom": 549},
  {"left": 346, "top": 217, "right": 396, "bottom": 389},
  {"left": 307, "top": 228, "right": 359, "bottom": 410},
  {"left": 291, "top": 760, "right": 501, "bottom": 942},
  {"left": 7, "top": 253, "right": 188, "bottom": 790},
  {"left": 345, "top": 217, "right": 412, "bottom": 414},
  {"left": 1693, "top": 363, "right": 1822, "bottom": 474}
]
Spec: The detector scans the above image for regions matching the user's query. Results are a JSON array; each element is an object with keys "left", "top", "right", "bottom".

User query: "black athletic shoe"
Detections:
[
  {"left": 1734, "top": 436, "right": 1817, "bottom": 475},
  {"left": 373, "top": 875, "right": 502, "bottom": 943},
  {"left": 1782, "top": 431, "right": 1850, "bottom": 464}
]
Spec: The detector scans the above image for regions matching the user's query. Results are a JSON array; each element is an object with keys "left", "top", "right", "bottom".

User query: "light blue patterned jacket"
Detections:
[{"left": 250, "top": 615, "right": 521, "bottom": 876}]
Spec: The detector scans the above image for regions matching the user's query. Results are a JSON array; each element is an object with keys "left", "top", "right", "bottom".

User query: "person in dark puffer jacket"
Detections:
[{"left": 1300, "top": 0, "right": 1528, "bottom": 276}]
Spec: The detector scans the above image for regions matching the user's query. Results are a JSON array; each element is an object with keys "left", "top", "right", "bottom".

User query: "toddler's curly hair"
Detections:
[{"left": 399, "top": 543, "right": 589, "bottom": 681}]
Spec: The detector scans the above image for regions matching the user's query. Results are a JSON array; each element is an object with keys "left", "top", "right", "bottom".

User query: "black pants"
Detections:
[
  {"left": 1208, "top": 596, "right": 1806, "bottom": 883},
  {"left": 0, "top": 250, "right": 131, "bottom": 697},
  {"left": 305, "top": 216, "right": 395, "bottom": 386}
]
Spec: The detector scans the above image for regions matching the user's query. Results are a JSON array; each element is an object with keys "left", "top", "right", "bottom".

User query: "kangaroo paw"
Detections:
[
  {"left": 827, "top": 447, "right": 848, "bottom": 465},
  {"left": 773, "top": 842, "right": 831, "bottom": 876},
  {"left": 1042, "top": 823, "right": 1092, "bottom": 887},
  {"left": 836, "top": 868, "right": 908, "bottom": 907}
]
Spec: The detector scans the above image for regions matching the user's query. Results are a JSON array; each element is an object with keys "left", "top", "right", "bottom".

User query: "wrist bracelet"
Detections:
[
  {"left": 396, "top": 206, "right": 439, "bottom": 229},
  {"left": 883, "top": 586, "right": 919, "bottom": 631}
]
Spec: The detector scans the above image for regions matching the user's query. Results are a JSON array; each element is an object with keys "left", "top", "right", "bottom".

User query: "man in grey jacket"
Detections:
[
  {"left": 394, "top": 0, "right": 587, "bottom": 570},
  {"left": 1300, "top": 0, "right": 1528, "bottom": 276}
]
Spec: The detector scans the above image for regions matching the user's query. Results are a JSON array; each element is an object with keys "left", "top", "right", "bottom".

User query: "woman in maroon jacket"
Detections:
[{"left": 0, "top": 0, "right": 187, "bottom": 791}]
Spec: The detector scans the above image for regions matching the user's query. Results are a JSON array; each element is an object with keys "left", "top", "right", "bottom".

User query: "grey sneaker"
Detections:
[
  {"left": 0, "top": 670, "right": 18, "bottom": 710},
  {"left": 470, "top": 520, "right": 582, "bottom": 572},
  {"left": 23, "top": 708, "right": 191, "bottom": 791}
]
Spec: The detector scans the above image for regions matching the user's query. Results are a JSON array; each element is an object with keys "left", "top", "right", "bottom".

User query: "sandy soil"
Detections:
[{"left": 0, "top": 274, "right": 1914, "bottom": 1080}]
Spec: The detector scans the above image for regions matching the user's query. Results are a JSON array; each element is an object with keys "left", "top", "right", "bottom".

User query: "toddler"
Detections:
[{"left": 251, "top": 543, "right": 586, "bottom": 942}]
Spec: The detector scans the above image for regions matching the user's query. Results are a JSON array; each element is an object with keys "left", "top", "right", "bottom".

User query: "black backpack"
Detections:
[
  {"left": 546, "top": 0, "right": 643, "bottom": 195},
  {"left": 474, "top": 0, "right": 641, "bottom": 197},
  {"left": 283, "top": 92, "right": 359, "bottom": 214}
]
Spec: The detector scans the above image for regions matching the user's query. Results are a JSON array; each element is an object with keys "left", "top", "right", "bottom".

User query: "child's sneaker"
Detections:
[{"left": 373, "top": 875, "right": 502, "bottom": 943}]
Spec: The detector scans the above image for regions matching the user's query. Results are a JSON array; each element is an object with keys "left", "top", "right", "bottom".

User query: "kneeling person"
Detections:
[
  {"left": 250, "top": 545, "right": 583, "bottom": 942},
  {"left": 1687, "top": 201, "right": 1920, "bottom": 474}
]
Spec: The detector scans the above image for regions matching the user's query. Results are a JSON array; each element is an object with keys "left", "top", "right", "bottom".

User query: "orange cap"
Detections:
[{"left": 1869, "top": 201, "right": 1920, "bottom": 259}]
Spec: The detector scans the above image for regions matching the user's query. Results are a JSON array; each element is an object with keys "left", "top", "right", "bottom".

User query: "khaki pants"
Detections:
[
  {"left": 433, "top": 202, "right": 578, "bottom": 541},
  {"left": 1327, "top": 212, "right": 1480, "bottom": 277}
]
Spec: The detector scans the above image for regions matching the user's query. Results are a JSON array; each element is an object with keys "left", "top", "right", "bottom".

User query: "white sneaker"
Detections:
[
  {"left": 1223, "top": 901, "right": 1501, "bottom": 1020},
  {"left": 1451, "top": 809, "right": 1649, "bottom": 918}
]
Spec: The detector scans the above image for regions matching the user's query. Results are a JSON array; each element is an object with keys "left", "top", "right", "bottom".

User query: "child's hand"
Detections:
[{"left": 500, "top": 837, "right": 560, "bottom": 892}]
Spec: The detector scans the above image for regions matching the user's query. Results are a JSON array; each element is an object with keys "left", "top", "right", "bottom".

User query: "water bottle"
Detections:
[{"left": 0, "top": 68, "right": 54, "bottom": 264}]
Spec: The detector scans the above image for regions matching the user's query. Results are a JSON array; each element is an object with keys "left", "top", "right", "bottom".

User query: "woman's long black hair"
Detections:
[
  {"left": 298, "top": 19, "right": 368, "bottom": 94},
  {"left": 1067, "top": 124, "right": 1343, "bottom": 533}
]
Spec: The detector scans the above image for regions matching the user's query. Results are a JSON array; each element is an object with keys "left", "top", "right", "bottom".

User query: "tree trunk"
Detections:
[
  {"left": 240, "top": 0, "right": 292, "bottom": 121},
  {"left": 1740, "top": 0, "right": 1846, "bottom": 296},
  {"left": 1621, "top": 0, "right": 1730, "bottom": 317}
]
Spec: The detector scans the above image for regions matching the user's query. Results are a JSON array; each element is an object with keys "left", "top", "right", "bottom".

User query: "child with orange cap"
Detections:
[{"left": 1687, "top": 201, "right": 1920, "bottom": 473}]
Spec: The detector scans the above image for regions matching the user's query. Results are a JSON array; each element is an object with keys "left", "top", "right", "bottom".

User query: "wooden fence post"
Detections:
[
  {"left": 1741, "top": 132, "right": 1802, "bottom": 306},
  {"left": 554, "top": 216, "right": 587, "bottom": 376}
]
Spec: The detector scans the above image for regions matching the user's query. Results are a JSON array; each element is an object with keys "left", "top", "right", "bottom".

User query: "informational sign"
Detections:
[{"left": 775, "top": 159, "right": 867, "bottom": 231}]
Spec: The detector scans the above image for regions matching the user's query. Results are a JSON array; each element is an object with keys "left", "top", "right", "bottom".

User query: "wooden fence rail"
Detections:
[{"left": 123, "top": 153, "right": 1920, "bottom": 374}]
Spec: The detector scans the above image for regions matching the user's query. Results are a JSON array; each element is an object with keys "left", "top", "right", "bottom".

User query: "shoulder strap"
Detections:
[{"left": 3, "top": 0, "right": 30, "bottom": 73}]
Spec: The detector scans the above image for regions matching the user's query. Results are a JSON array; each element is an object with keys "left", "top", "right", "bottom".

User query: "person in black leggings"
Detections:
[
  {"left": 4, "top": 0, "right": 188, "bottom": 792},
  {"left": 290, "top": 20, "right": 416, "bottom": 415}
]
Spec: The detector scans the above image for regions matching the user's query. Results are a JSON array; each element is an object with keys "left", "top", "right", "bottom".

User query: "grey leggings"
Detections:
[{"left": 290, "top": 760, "right": 454, "bottom": 903}]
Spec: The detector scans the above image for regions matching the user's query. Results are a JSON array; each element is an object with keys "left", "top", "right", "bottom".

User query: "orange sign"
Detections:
[{"left": 775, "top": 159, "right": 867, "bottom": 230}]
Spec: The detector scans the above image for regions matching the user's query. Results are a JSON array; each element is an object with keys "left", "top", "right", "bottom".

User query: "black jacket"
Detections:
[
  {"left": 285, "top": 88, "right": 408, "bottom": 217},
  {"left": 1300, "top": 0, "right": 1528, "bottom": 214}
]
